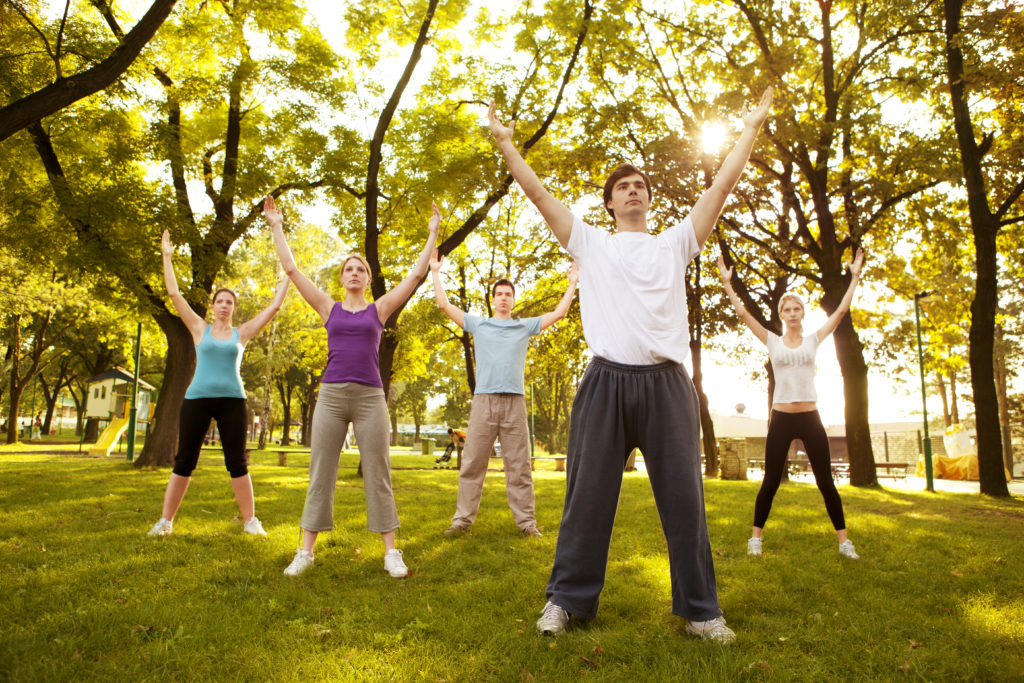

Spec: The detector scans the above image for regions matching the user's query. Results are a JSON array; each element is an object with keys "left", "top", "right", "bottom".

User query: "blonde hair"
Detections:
[
  {"left": 778, "top": 293, "right": 805, "bottom": 315},
  {"left": 340, "top": 254, "right": 372, "bottom": 291}
]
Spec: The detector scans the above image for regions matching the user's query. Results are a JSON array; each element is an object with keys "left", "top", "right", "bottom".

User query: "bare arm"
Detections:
[
  {"left": 539, "top": 263, "right": 579, "bottom": 331},
  {"left": 237, "top": 277, "right": 290, "bottom": 345},
  {"left": 429, "top": 248, "right": 466, "bottom": 329},
  {"left": 816, "top": 249, "right": 864, "bottom": 343},
  {"left": 375, "top": 201, "right": 441, "bottom": 323},
  {"left": 489, "top": 101, "right": 574, "bottom": 248},
  {"left": 263, "top": 195, "right": 334, "bottom": 323},
  {"left": 690, "top": 88, "right": 773, "bottom": 247},
  {"left": 717, "top": 256, "right": 770, "bottom": 345},
  {"left": 161, "top": 230, "right": 207, "bottom": 342}
]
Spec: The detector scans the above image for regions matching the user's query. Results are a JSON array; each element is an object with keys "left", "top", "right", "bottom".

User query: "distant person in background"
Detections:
[
  {"left": 148, "top": 230, "right": 289, "bottom": 538},
  {"left": 431, "top": 249, "right": 578, "bottom": 537},
  {"left": 717, "top": 249, "right": 864, "bottom": 560},
  {"left": 266, "top": 195, "right": 438, "bottom": 579}
]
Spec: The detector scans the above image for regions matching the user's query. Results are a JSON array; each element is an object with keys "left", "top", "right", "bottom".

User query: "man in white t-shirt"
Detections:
[{"left": 487, "top": 88, "right": 773, "bottom": 644}]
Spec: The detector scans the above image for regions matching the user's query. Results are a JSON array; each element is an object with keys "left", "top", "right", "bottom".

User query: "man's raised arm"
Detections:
[
  {"left": 488, "top": 101, "right": 574, "bottom": 248},
  {"left": 689, "top": 87, "right": 773, "bottom": 247},
  {"left": 539, "top": 263, "right": 579, "bottom": 331}
]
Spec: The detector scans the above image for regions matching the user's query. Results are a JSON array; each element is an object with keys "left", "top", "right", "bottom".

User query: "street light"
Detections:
[{"left": 914, "top": 291, "right": 935, "bottom": 492}]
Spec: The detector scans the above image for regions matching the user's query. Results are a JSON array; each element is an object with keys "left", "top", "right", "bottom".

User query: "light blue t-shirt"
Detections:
[
  {"left": 464, "top": 313, "right": 542, "bottom": 395},
  {"left": 184, "top": 326, "right": 246, "bottom": 400}
]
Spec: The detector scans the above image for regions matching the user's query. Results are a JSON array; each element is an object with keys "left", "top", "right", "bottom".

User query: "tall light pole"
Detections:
[{"left": 914, "top": 291, "right": 935, "bottom": 492}]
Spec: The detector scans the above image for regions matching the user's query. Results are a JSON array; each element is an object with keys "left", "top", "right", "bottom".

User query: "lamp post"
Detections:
[{"left": 914, "top": 291, "right": 935, "bottom": 492}]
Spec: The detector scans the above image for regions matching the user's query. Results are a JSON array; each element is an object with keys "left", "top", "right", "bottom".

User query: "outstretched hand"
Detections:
[
  {"left": 741, "top": 87, "right": 773, "bottom": 130},
  {"left": 849, "top": 248, "right": 865, "bottom": 277},
  {"left": 488, "top": 100, "right": 516, "bottom": 144},
  {"left": 716, "top": 255, "right": 733, "bottom": 283},
  {"left": 161, "top": 230, "right": 174, "bottom": 257},
  {"left": 263, "top": 195, "right": 283, "bottom": 229},
  {"left": 429, "top": 248, "right": 443, "bottom": 273},
  {"left": 567, "top": 262, "right": 579, "bottom": 284},
  {"left": 428, "top": 201, "right": 440, "bottom": 238}
]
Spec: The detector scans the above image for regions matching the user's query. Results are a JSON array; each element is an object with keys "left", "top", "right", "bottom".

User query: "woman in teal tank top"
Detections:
[{"left": 147, "top": 230, "right": 290, "bottom": 538}]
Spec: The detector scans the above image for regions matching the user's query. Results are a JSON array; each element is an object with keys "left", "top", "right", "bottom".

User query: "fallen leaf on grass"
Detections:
[
  {"left": 909, "top": 640, "right": 923, "bottom": 649},
  {"left": 592, "top": 646, "right": 604, "bottom": 654},
  {"left": 427, "top": 603, "right": 432, "bottom": 613},
  {"left": 778, "top": 636, "right": 787, "bottom": 642},
  {"left": 344, "top": 648, "right": 357, "bottom": 661},
  {"left": 549, "top": 642, "right": 557, "bottom": 649},
  {"left": 580, "top": 656, "right": 597, "bottom": 669},
  {"left": 354, "top": 547, "right": 361, "bottom": 556},
  {"left": 520, "top": 668, "right": 535, "bottom": 680},
  {"left": 951, "top": 569, "right": 963, "bottom": 577},
  {"left": 897, "top": 659, "right": 911, "bottom": 672}
]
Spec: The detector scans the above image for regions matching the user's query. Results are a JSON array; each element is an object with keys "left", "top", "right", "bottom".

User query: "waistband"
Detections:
[{"left": 591, "top": 356, "right": 683, "bottom": 374}]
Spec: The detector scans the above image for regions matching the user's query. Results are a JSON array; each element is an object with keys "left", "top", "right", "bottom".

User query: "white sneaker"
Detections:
[
  {"left": 243, "top": 516, "right": 267, "bottom": 536},
  {"left": 747, "top": 537, "right": 762, "bottom": 556},
  {"left": 384, "top": 549, "right": 408, "bottom": 578},
  {"left": 686, "top": 616, "right": 736, "bottom": 644},
  {"left": 838, "top": 540, "right": 860, "bottom": 559},
  {"left": 147, "top": 518, "right": 173, "bottom": 536},
  {"left": 284, "top": 549, "right": 314, "bottom": 576},
  {"left": 536, "top": 601, "right": 570, "bottom": 635}
]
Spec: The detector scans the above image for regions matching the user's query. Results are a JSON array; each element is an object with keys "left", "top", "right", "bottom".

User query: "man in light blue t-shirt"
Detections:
[{"left": 430, "top": 250, "right": 578, "bottom": 536}]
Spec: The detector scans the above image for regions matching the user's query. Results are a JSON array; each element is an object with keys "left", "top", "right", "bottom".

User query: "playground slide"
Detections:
[{"left": 88, "top": 417, "right": 129, "bottom": 456}]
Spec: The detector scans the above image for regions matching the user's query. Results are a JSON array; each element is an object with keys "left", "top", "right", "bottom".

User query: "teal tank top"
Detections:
[{"left": 184, "top": 326, "right": 246, "bottom": 399}]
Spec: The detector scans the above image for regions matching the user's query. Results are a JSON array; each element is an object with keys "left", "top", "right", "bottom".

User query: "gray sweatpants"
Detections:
[
  {"left": 300, "top": 382, "right": 399, "bottom": 534},
  {"left": 545, "top": 357, "right": 722, "bottom": 621}
]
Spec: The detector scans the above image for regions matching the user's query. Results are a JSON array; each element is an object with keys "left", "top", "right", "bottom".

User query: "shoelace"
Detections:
[{"left": 541, "top": 603, "right": 566, "bottom": 620}]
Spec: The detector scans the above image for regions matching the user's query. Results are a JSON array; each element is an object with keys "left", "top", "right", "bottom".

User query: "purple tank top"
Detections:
[{"left": 322, "top": 302, "right": 384, "bottom": 387}]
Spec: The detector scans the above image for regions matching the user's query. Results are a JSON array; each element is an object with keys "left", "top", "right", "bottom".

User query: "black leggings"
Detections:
[
  {"left": 172, "top": 397, "right": 249, "bottom": 478},
  {"left": 753, "top": 409, "right": 846, "bottom": 531}
]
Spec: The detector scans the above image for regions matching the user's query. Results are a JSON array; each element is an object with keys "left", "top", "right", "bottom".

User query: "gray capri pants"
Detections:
[{"left": 300, "top": 382, "right": 399, "bottom": 534}]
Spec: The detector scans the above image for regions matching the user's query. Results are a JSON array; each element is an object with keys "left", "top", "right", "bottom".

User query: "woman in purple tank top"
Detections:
[
  {"left": 148, "top": 230, "right": 290, "bottom": 539},
  {"left": 265, "top": 195, "right": 438, "bottom": 579}
]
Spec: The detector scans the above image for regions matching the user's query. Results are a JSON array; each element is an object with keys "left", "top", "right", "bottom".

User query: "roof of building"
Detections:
[{"left": 85, "top": 367, "right": 156, "bottom": 391}]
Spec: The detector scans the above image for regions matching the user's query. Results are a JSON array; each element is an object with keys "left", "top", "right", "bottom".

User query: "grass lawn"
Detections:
[{"left": 1, "top": 450, "right": 1022, "bottom": 681}]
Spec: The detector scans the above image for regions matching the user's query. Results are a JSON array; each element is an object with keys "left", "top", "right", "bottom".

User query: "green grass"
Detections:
[{"left": 1, "top": 451, "right": 1022, "bottom": 681}]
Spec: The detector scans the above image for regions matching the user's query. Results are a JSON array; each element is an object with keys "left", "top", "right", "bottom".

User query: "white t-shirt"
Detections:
[
  {"left": 765, "top": 333, "right": 819, "bottom": 403},
  {"left": 567, "top": 213, "right": 698, "bottom": 365}
]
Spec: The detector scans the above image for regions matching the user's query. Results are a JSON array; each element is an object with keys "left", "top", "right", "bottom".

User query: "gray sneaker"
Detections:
[
  {"left": 147, "top": 518, "right": 173, "bottom": 536},
  {"left": 283, "top": 549, "right": 314, "bottom": 577},
  {"left": 536, "top": 601, "right": 569, "bottom": 635},
  {"left": 747, "top": 537, "right": 762, "bottom": 556},
  {"left": 685, "top": 616, "right": 736, "bottom": 644},
  {"left": 838, "top": 540, "right": 860, "bottom": 559},
  {"left": 443, "top": 524, "right": 469, "bottom": 536}
]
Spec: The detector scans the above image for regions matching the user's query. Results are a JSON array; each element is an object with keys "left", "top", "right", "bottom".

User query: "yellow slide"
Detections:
[{"left": 88, "top": 417, "right": 129, "bottom": 456}]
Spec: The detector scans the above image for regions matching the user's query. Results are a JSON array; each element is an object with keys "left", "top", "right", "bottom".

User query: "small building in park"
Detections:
[{"left": 85, "top": 367, "right": 155, "bottom": 421}]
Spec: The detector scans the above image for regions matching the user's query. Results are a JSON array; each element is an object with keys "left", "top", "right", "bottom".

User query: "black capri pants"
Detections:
[
  {"left": 753, "top": 409, "right": 846, "bottom": 530},
  {"left": 172, "top": 397, "right": 249, "bottom": 478}
]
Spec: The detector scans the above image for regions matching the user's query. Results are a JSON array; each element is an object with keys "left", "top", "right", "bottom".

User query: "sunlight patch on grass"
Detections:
[{"left": 962, "top": 593, "right": 1024, "bottom": 642}]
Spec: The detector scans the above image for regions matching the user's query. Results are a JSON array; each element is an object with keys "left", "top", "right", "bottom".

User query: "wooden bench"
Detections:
[
  {"left": 830, "top": 461, "right": 850, "bottom": 481},
  {"left": 874, "top": 461, "right": 909, "bottom": 479},
  {"left": 531, "top": 456, "right": 566, "bottom": 472}
]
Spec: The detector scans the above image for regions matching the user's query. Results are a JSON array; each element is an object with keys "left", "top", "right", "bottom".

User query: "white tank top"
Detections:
[{"left": 766, "top": 333, "right": 819, "bottom": 403}]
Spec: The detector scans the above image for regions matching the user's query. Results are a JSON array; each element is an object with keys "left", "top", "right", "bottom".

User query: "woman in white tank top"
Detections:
[{"left": 718, "top": 250, "right": 863, "bottom": 559}]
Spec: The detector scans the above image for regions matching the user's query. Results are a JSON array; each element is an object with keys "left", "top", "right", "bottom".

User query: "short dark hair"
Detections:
[
  {"left": 492, "top": 278, "right": 515, "bottom": 297},
  {"left": 602, "top": 164, "right": 652, "bottom": 218},
  {"left": 212, "top": 288, "right": 237, "bottom": 305}
]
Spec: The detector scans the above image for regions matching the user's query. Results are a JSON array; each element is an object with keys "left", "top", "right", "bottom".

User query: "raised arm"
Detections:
[
  {"left": 539, "top": 263, "right": 579, "bottom": 331},
  {"left": 429, "top": 248, "right": 466, "bottom": 329},
  {"left": 717, "top": 256, "right": 770, "bottom": 345},
  {"left": 237, "top": 277, "right": 290, "bottom": 345},
  {"left": 162, "top": 230, "right": 207, "bottom": 342},
  {"left": 263, "top": 195, "right": 334, "bottom": 322},
  {"left": 488, "top": 101, "right": 574, "bottom": 248},
  {"left": 690, "top": 88, "right": 773, "bottom": 247},
  {"left": 816, "top": 249, "right": 864, "bottom": 343},
  {"left": 375, "top": 201, "right": 440, "bottom": 323}
]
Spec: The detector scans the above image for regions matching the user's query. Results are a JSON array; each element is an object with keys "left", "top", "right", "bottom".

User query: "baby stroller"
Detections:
[{"left": 435, "top": 441, "right": 457, "bottom": 468}]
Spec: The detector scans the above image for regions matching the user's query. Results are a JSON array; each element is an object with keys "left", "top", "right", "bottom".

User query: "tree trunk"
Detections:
[
  {"left": 937, "top": 372, "right": 951, "bottom": 427},
  {"left": 134, "top": 312, "right": 194, "bottom": 467},
  {"left": 994, "top": 332, "right": 1013, "bottom": 474},
  {"left": 691, "top": 341, "right": 717, "bottom": 477},
  {"left": 949, "top": 368, "right": 959, "bottom": 424},
  {"left": 832, "top": 316, "right": 875, "bottom": 486},
  {"left": 944, "top": 0, "right": 1008, "bottom": 496}
]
